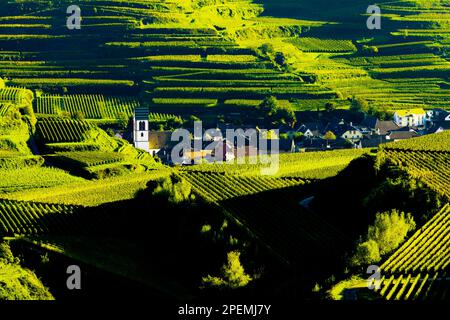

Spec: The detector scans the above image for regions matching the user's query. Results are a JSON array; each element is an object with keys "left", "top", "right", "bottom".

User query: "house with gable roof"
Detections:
[{"left": 393, "top": 108, "right": 426, "bottom": 127}]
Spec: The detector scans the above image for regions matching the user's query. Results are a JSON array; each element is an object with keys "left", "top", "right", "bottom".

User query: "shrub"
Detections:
[
  {"left": 350, "top": 97, "right": 369, "bottom": 113},
  {"left": 257, "top": 96, "right": 296, "bottom": 127},
  {"left": 151, "top": 175, "right": 194, "bottom": 204},
  {"left": 275, "top": 52, "right": 287, "bottom": 67},
  {"left": 351, "top": 240, "right": 381, "bottom": 266},
  {"left": 325, "top": 102, "right": 337, "bottom": 112},
  {"left": 259, "top": 43, "right": 274, "bottom": 56},
  {"left": 0, "top": 242, "right": 15, "bottom": 264},
  {"left": 201, "top": 251, "right": 252, "bottom": 290},
  {"left": 350, "top": 209, "right": 416, "bottom": 266},
  {"left": 73, "top": 111, "right": 85, "bottom": 121},
  {"left": 368, "top": 209, "right": 415, "bottom": 255}
]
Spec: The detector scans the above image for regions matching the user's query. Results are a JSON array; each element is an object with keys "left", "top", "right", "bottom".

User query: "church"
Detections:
[
  {"left": 133, "top": 107, "right": 173, "bottom": 158},
  {"left": 133, "top": 107, "right": 150, "bottom": 152}
]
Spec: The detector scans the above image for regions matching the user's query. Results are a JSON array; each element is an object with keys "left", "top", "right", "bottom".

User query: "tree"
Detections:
[
  {"left": 151, "top": 175, "right": 194, "bottom": 205},
  {"left": 373, "top": 105, "right": 393, "bottom": 120},
  {"left": 105, "top": 128, "right": 115, "bottom": 137},
  {"left": 350, "top": 209, "right": 416, "bottom": 266},
  {"left": 72, "top": 111, "right": 85, "bottom": 120},
  {"left": 351, "top": 240, "right": 381, "bottom": 266},
  {"left": 367, "top": 209, "right": 415, "bottom": 255},
  {"left": 257, "top": 96, "right": 296, "bottom": 127},
  {"left": 325, "top": 102, "right": 337, "bottom": 112},
  {"left": 0, "top": 242, "right": 16, "bottom": 264},
  {"left": 201, "top": 251, "right": 252, "bottom": 289},
  {"left": 324, "top": 131, "right": 336, "bottom": 148},
  {"left": 217, "top": 115, "right": 225, "bottom": 124},
  {"left": 117, "top": 112, "right": 129, "bottom": 130},
  {"left": 259, "top": 43, "right": 274, "bottom": 55},
  {"left": 362, "top": 45, "right": 379, "bottom": 54},
  {"left": 324, "top": 130, "right": 336, "bottom": 141},
  {"left": 275, "top": 52, "right": 287, "bottom": 67},
  {"left": 350, "top": 97, "right": 369, "bottom": 113}
]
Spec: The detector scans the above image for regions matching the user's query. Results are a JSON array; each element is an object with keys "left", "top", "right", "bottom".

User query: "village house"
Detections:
[
  {"left": 386, "top": 130, "right": 419, "bottom": 141},
  {"left": 324, "top": 120, "right": 364, "bottom": 142},
  {"left": 393, "top": 108, "right": 426, "bottom": 127},
  {"left": 375, "top": 121, "right": 400, "bottom": 135},
  {"left": 296, "top": 122, "right": 324, "bottom": 138}
]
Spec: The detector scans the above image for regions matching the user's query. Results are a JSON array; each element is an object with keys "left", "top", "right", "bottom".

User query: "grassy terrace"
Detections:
[
  {"left": 251, "top": 0, "right": 450, "bottom": 111},
  {"left": 0, "top": 0, "right": 338, "bottom": 119},
  {"left": 1, "top": 0, "right": 449, "bottom": 119}
]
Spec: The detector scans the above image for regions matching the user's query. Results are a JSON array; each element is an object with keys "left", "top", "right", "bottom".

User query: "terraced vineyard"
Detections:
[
  {"left": 181, "top": 149, "right": 369, "bottom": 179},
  {"left": 289, "top": 38, "right": 357, "bottom": 52},
  {"left": 1, "top": 0, "right": 450, "bottom": 302},
  {"left": 35, "top": 94, "right": 139, "bottom": 119},
  {"left": 259, "top": 0, "right": 450, "bottom": 111},
  {"left": 0, "top": 0, "right": 337, "bottom": 119},
  {"left": 382, "top": 131, "right": 450, "bottom": 152},
  {"left": 375, "top": 204, "right": 450, "bottom": 300},
  {"left": 382, "top": 149, "right": 450, "bottom": 198},
  {"left": 36, "top": 117, "right": 92, "bottom": 143},
  {"left": 52, "top": 151, "right": 125, "bottom": 168},
  {"left": 0, "top": 103, "right": 11, "bottom": 116},
  {"left": 379, "top": 132, "right": 450, "bottom": 198},
  {"left": 0, "top": 199, "right": 82, "bottom": 235},
  {"left": 2, "top": 170, "right": 171, "bottom": 207},
  {"left": 2, "top": 0, "right": 450, "bottom": 115},
  {"left": 180, "top": 171, "right": 305, "bottom": 201},
  {"left": 0, "top": 167, "right": 84, "bottom": 194},
  {"left": 149, "top": 112, "right": 182, "bottom": 122},
  {"left": 0, "top": 87, "right": 33, "bottom": 104},
  {"left": 181, "top": 171, "right": 347, "bottom": 264}
]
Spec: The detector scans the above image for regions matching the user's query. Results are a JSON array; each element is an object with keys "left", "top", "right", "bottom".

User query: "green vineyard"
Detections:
[
  {"left": 35, "top": 94, "right": 139, "bottom": 119},
  {"left": 382, "top": 131, "right": 450, "bottom": 152},
  {"left": 0, "top": 167, "right": 84, "bottom": 193},
  {"left": 149, "top": 112, "right": 182, "bottom": 122},
  {"left": 290, "top": 38, "right": 357, "bottom": 52},
  {"left": 382, "top": 149, "right": 450, "bottom": 198},
  {"left": 181, "top": 149, "right": 369, "bottom": 179},
  {"left": 0, "top": 87, "right": 33, "bottom": 104},
  {"left": 181, "top": 171, "right": 347, "bottom": 264},
  {"left": 36, "top": 117, "right": 92, "bottom": 143},
  {"left": 180, "top": 171, "right": 305, "bottom": 201},
  {"left": 2, "top": 171, "right": 171, "bottom": 207},
  {"left": 0, "top": 103, "right": 11, "bottom": 116},
  {"left": 376, "top": 204, "right": 450, "bottom": 300},
  {"left": 0, "top": 199, "right": 81, "bottom": 235},
  {"left": 53, "top": 151, "right": 125, "bottom": 168},
  {"left": 382, "top": 204, "right": 450, "bottom": 274}
]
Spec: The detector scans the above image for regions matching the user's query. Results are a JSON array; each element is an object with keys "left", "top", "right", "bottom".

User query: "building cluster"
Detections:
[
  {"left": 133, "top": 107, "right": 450, "bottom": 163},
  {"left": 280, "top": 108, "right": 449, "bottom": 151}
]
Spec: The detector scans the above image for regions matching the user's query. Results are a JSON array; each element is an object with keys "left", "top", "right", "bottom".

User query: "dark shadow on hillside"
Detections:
[{"left": 217, "top": 185, "right": 353, "bottom": 285}]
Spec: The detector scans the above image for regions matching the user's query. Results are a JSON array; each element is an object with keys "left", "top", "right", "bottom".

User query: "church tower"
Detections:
[{"left": 133, "top": 107, "right": 149, "bottom": 152}]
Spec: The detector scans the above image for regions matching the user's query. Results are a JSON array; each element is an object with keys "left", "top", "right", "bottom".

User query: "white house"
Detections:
[
  {"left": 393, "top": 108, "right": 426, "bottom": 127},
  {"left": 341, "top": 128, "right": 364, "bottom": 141},
  {"left": 331, "top": 122, "right": 364, "bottom": 141},
  {"left": 133, "top": 107, "right": 150, "bottom": 152}
]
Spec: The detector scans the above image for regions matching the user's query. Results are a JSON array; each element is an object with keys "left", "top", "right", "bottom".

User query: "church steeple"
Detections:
[{"left": 133, "top": 107, "right": 150, "bottom": 152}]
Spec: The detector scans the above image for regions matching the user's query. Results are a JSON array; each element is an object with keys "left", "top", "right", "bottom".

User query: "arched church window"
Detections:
[{"left": 139, "top": 121, "right": 146, "bottom": 131}]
